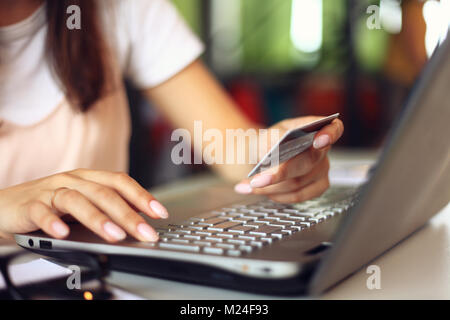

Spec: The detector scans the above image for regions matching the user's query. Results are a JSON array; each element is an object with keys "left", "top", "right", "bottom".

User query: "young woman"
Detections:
[{"left": 0, "top": 0, "right": 343, "bottom": 243}]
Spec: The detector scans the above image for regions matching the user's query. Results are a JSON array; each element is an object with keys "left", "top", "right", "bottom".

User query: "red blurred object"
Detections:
[
  {"left": 357, "top": 80, "right": 382, "bottom": 130},
  {"left": 298, "top": 75, "right": 345, "bottom": 117},
  {"left": 228, "top": 79, "right": 266, "bottom": 124}
]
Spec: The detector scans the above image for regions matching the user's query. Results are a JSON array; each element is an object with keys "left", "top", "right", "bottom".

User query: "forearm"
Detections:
[{"left": 143, "top": 60, "right": 264, "bottom": 181}]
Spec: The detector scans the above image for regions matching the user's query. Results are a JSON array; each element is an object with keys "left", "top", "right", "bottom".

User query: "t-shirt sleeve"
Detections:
[{"left": 124, "top": 0, "right": 204, "bottom": 89}]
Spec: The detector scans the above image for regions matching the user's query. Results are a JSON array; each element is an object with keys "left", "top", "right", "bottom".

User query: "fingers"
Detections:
[
  {"left": 313, "top": 119, "right": 344, "bottom": 150},
  {"left": 71, "top": 182, "right": 158, "bottom": 242},
  {"left": 235, "top": 156, "right": 330, "bottom": 203},
  {"left": 51, "top": 188, "right": 128, "bottom": 242},
  {"left": 69, "top": 169, "right": 168, "bottom": 220},
  {"left": 234, "top": 119, "right": 342, "bottom": 194},
  {"left": 26, "top": 200, "right": 70, "bottom": 239},
  {"left": 267, "top": 176, "right": 330, "bottom": 204},
  {"left": 252, "top": 157, "right": 329, "bottom": 196},
  {"left": 247, "top": 148, "right": 327, "bottom": 189}
]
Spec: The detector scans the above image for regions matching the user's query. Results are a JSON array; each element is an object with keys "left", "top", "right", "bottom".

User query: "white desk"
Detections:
[{"left": 2, "top": 150, "right": 449, "bottom": 299}]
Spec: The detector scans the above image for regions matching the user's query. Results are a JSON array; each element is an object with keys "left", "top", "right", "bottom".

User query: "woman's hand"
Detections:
[
  {"left": 0, "top": 169, "right": 168, "bottom": 242},
  {"left": 234, "top": 117, "right": 344, "bottom": 203}
]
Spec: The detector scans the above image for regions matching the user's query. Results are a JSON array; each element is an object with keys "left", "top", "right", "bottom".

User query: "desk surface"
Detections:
[{"left": 2, "top": 150, "right": 450, "bottom": 299}]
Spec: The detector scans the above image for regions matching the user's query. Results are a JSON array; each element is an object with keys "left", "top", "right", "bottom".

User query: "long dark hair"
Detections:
[{"left": 45, "top": 0, "right": 106, "bottom": 112}]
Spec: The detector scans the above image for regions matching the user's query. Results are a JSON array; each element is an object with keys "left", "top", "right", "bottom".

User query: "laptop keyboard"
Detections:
[{"left": 153, "top": 186, "right": 358, "bottom": 257}]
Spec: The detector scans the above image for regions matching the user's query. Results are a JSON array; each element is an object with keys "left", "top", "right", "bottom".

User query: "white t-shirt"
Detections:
[{"left": 0, "top": 0, "right": 204, "bottom": 126}]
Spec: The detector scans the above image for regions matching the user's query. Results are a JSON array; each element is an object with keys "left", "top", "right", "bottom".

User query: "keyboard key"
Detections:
[
  {"left": 194, "top": 241, "right": 212, "bottom": 246},
  {"left": 259, "top": 208, "right": 278, "bottom": 213},
  {"left": 297, "top": 222, "right": 312, "bottom": 228},
  {"left": 203, "top": 247, "right": 224, "bottom": 255},
  {"left": 286, "top": 216, "right": 306, "bottom": 221},
  {"left": 198, "top": 217, "right": 228, "bottom": 226},
  {"left": 231, "top": 217, "right": 257, "bottom": 223},
  {"left": 252, "top": 219, "right": 273, "bottom": 225},
  {"left": 217, "top": 233, "right": 235, "bottom": 238},
  {"left": 261, "top": 237, "right": 276, "bottom": 243},
  {"left": 249, "top": 212, "right": 269, "bottom": 217},
  {"left": 227, "top": 239, "right": 248, "bottom": 245},
  {"left": 264, "top": 216, "right": 280, "bottom": 221},
  {"left": 237, "top": 235, "right": 257, "bottom": 241},
  {"left": 171, "top": 238, "right": 191, "bottom": 244},
  {"left": 281, "top": 227, "right": 299, "bottom": 235},
  {"left": 238, "top": 245, "right": 253, "bottom": 253},
  {"left": 225, "top": 212, "right": 244, "bottom": 218},
  {"left": 192, "top": 212, "right": 223, "bottom": 221},
  {"left": 189, "top": 225, "right": 206, "bottom": 230},
  {"left": 205, "top": 236, "right": 231, "bottom": 242},
  {"left": 277, "top": 218, "right": 299, "bottom": 224},
  {"left": 227, "top": 250, "right": 242, "bottom": 256},
  {"left": 250, "top": 241, "right": 264, "bottom": 247},
  {"left": 159, "top": 242, "right": 200, "bottom": 252},
  {"left": 250, "top": 225, "right": 282, "bottom": 236},
  {"left": 194, "top": 230, "right": 219, "bottom": 236},
  {"left": 267, "top": 221, "right": 294, "bottom": 228},
  {"left": 273, "top": 212, "right": 290, "bottom": 218},
  {"left": 271, "top": 232, "right": 286, "bottom": 239},
  {"left": 238, "top": 209, "right": 254, "bottom": 214},
  {"left": 183, "top": 234, "right": 202, "bottom": 240},
  {"left": 308, "top": 217, "right": 324, "bottom": 224},
  {"left": 208, "top": 221, "right": 243, "bottom": 231},
  {"left": 162, "top": 232, "right": 181, "bottom": 238},
  {"left": 216, "top": 243, "right": 236, "bottom": 250},
  {"left": 179, "top": 229, "right": 194, "bottom": 234},
  {"left": 228, "top": 226, "right": 256, "bottom": 234},
  {"left": 243, "top": 221, "right": 266, "bottom": 227},
  {"left": 282, "top": 209, "right": 315, "bottom": 216}
]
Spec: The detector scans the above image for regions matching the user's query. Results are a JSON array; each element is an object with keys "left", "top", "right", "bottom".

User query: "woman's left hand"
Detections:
[{"left": 234, "top": 116, "right": 344, "bottom": 203}]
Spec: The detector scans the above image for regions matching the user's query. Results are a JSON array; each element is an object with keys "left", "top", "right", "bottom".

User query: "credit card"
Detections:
[{"left": 247, "top": 113, "right": 340, "bottom": 177}]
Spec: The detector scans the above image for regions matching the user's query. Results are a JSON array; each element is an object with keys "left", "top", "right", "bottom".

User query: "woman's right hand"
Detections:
[{"left": 0, "top": 169, "right": 168, "bottom": 242}]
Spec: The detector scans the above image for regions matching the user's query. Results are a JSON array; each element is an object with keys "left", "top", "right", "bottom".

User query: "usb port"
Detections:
[{"left": 39, "top": 240, "right": 52, "bottom": 250}]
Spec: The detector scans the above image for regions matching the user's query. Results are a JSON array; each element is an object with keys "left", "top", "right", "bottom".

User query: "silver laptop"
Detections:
[{"left": 15, "top": 36, "right": 450, "bottom": 296}]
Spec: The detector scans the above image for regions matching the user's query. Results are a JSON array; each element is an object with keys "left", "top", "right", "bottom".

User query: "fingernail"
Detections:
[
  {"left": 52, "top": 221, "right": 69, "bottom": 237},
  {"left": 313, "top": 135, "right": 330, "bottom": 149},
  {"left": 250, "top": 174, "right": 273, "bottom": 188},
  {"left": 234, "top": 183, "right": 253, "bottom": 194},
  {"left": 149, "top": 200, "right": 169, "bottom": 219},
  {"left": 137, "top": 223, "right": 158, "bottom": 242},
  {"left": 103, "top": 222, "right": 126, "bottom": 240}
]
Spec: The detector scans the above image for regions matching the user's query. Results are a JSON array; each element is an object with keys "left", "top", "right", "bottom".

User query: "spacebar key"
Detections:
[
  {"left": 250, "top": 225, "right": 282, "bottom": 236},
  {"left": 158, "top": 242, "right": 200, "bottom": 252}
]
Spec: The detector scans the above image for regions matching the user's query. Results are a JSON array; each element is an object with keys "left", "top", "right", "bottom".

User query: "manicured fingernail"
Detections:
[
  {"left": 313, "top": 135, "right": 330, "bottom": 149},
  {"left": 137, "top": 223, "right": 158, "bottom": 242},
  {"left": 234, "top": 183, "right": 253, "bottom": 194},
  {"left": 149, "top": 200, "right": 169, "bottom": 219},
  {"left": 52, "top": 221, "right": 69, "bottom": 237},
  {"left": 250, "top": 174, "right": 273, "bottom": 188},
  {"left": 103, "top": 222, "right": 126, "bottom": 240}
]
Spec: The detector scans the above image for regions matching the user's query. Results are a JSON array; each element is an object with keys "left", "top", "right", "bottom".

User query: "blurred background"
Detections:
[{"left": 126, "top": 0, "right": 450, "bottom": 189}]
